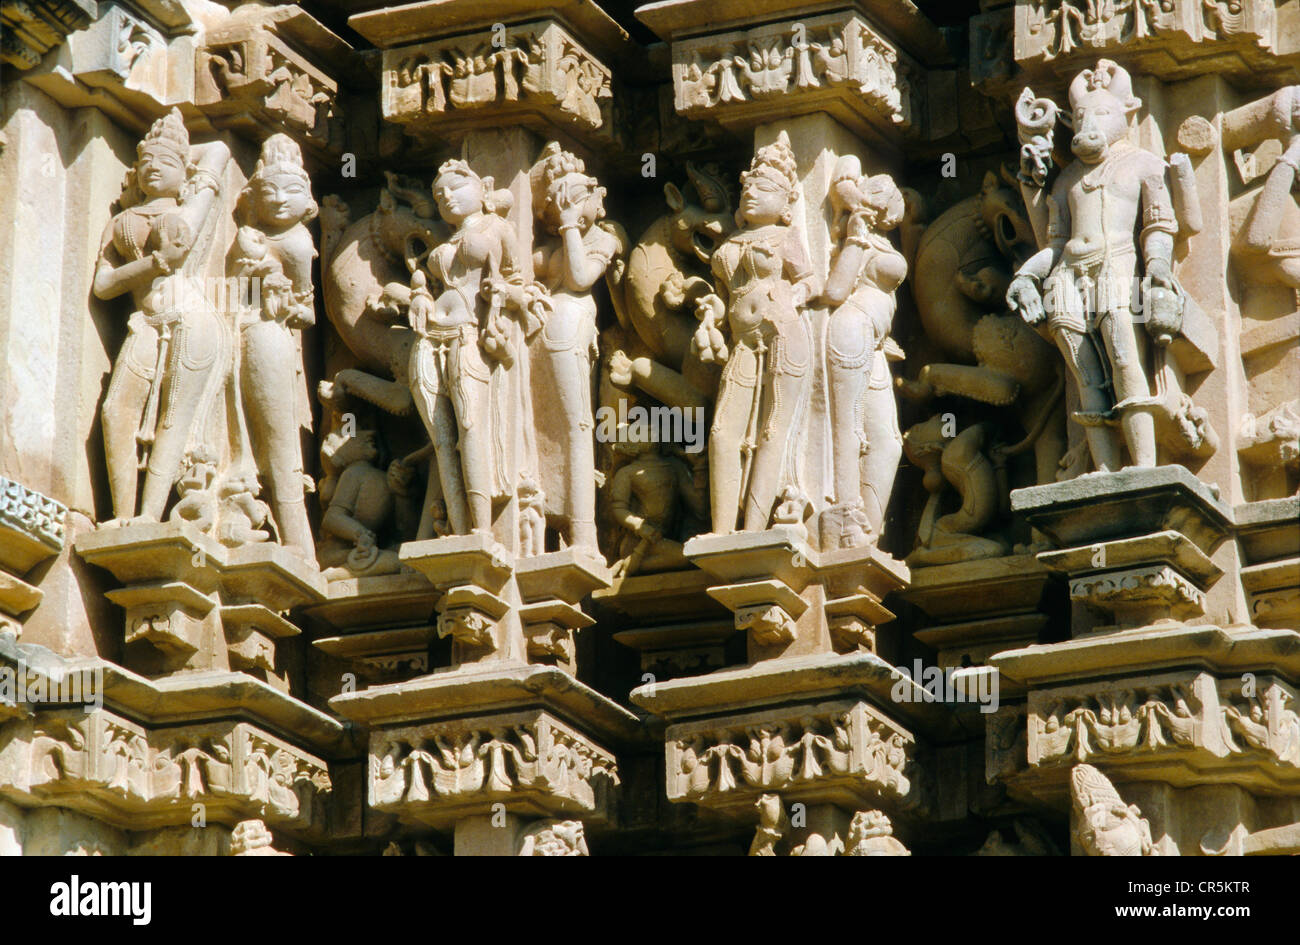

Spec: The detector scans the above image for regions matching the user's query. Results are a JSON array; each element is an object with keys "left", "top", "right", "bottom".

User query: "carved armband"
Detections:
[
  {"left": 185, "top": 167, "right": 222, "bottom": 198},
  {"left": 1140, "top": 201, "right": 1178, "bottom": 242}
]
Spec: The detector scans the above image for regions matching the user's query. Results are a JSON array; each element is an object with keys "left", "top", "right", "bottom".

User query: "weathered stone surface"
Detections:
[{"left": 1, "top": 0, "right": 1297, "bottom": 858}]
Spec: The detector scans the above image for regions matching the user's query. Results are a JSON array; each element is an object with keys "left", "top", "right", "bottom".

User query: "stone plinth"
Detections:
[
  {"left": 900, "top": 553, "right": 1064, "bottom": 671},
  {"left": 76, "top": 522, "right": 326, "bottom": 686},
  {"left": 684, "top": 527, "right": 907, "bottom": 662},
  {"left": 1236, "top": 497, "right": 1300, "bottom": 631},
  {"left": 0, "top": 633, "right": 349, "bottom": 841},
  {"left": 331, "top": 662, "right": 636, "bottom": 852},
  {"left": 1013, "top": 466, "right": 1234, "bottom": 632}
]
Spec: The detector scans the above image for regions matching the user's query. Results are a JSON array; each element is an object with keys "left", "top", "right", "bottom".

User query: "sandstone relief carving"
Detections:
[
  {"left": 694, "top": 132, "right": 815, "bottom": 535},
  {"left": 1007, "top": 60, "right": 1217, "bottom": 474}
]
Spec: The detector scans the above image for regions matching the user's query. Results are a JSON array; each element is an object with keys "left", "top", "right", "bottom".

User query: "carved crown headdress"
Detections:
[
  {"left": 742, "top": 130, "right": 799, "bottom": 198},
  {"left": 1069, "top": 763, "right": 1125, "bottom": 810},
  {"left": 251, "top": 133, "right": 310, "bottom": 186},
  {"left": 434, "top": 157, "right": 512, "bottom": 216},
  {"left": 1069, "top": 59, "right": 1141, "bottom": 114},
  {"left": 138, "top": 107, "right": 190, "bottom": 160}
]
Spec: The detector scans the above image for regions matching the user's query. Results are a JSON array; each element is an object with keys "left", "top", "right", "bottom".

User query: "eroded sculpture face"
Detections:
[
  {"left": 433, "top": 168, "right": 485, "bottom": 223},
  {"left": 136, "top": 145, "right": 187, "bottom": 198},
  {"left": 250, "top": 171, "right": 314, "bottom": 229},
  {"left": 1069, "top": 87, "right": 1133, "bottom": 164}
]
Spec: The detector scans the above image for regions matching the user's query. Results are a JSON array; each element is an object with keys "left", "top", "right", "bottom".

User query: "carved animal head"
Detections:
[
  {"left": 976, "top": 170, "right": 1034, "bottom": 262},
  {"left": 374, "top": 173, "right": 442, "bottom": 272},
  {"left": 1068, "top": 60, "right": 1140, "bottom": 164},
  {"left": 665, "top": 162, "right": 734, "bottom": 264}
]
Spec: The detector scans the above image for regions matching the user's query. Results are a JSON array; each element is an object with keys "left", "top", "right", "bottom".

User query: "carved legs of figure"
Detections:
[
  {"left": 827, "top": 302, "right": 871, "bottom": 513},
  {"left": 828, "top": 300, "right": 901, "bottom": 534},
  {"left": 242, "top": 321, "right": 312, "bottom": 556},
  {"left": 411, "top": 330, "right": 495, "bottom": 540},
  {"left": 860, "top": 370, "right": 902, "bottom": 533},
  {"left": 1053, "top": 328, "right": 1123, "bottom": 472},
  {"left": 101, "top": 321, "right": 158, "bottom": 521},
  {"left": 138, "top": 313, "right": 228, "bottom": 522},
  {"left": 743, "top": 367, "right": 805, "bottom": 532},
  {"left": 539, "top": 300, "right": 598, "bottom": 551},
  {"left": 708, "top": 347, "right": 757, "bottom": 533},
  {"left": 1098, "top": 309, "right": 1157, "bottom": 468},
  {"left": 710, "top": 339, "right": 809, "bottom": 534}
]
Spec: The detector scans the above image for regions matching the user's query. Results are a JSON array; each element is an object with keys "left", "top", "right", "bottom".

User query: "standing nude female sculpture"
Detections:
[
  {"left": 821, "top": 156, "right": 908, "bottom": 547},
  {"left": 408, "top": 159, "right": 534, "bottom": 542},
  {"left": 694, "top": 132, "right": 815, "bottom": 534},
  {"left": 231, "top": 133, "right": 317, "bottom": 556},
  {"left": 529, "top": 142, "right": 624, "bottom": 551},
  {"left": 94, "top": 108, "right": 231, "bottom": 524}
]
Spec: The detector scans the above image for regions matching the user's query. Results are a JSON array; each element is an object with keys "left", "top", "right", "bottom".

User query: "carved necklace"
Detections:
[{"left": 1078, "top": 141, "right": 1133, "bottom": 193}]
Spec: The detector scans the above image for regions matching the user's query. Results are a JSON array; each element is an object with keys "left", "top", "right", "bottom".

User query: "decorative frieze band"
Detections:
[
  {"left": 665, "top": 700, "right": 919, "bottom": 811},
  {"left": 0, "top": 708, "right": 332, "bottom": 830},
  {"left": 1028, "top": 671, "right": 1300, "bottom": 774},
  {"left": 672, "top": 13, "right": 920, "bottom": 136},
  {"left": 370, "top": 709, "right": 619, "bottom": 824},
  {"left": 381, "top": 21, "right": 616, "bottom": 145},
  {"left": 0, "top": 476, "right": 66, "bottom": 554}
]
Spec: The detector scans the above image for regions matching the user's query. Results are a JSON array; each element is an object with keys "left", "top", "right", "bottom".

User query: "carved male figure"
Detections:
[
  {"left": 1006, "top": 60, "right": 1177, "bottom": 471},
  {"left": 608, "top": 438, "right": 706, "bottom": 577},
  {"left": 94, "top": 108, "right": 231, "bottom": 523}
]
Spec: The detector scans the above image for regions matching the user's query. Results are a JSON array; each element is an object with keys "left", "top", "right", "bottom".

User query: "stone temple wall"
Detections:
[{"left": 0, "top": 0, "right": 1296, "bottom": 857}]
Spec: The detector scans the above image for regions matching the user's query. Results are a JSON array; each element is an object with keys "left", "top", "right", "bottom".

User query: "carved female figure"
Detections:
[
  {"left": 695, "top": 132, "right": 814, "bottom": 533},
  {"left": 232, "top": 133, "right": 317, "bottom": 556},
  {"left": 94, "top": 108, "right": 231, "bottom": 524},
  {"left": 408, "top": 159, "right": 531, "bottom": 541},
  {"left": 530, "top": 142, "right": 624, "bottom": 551},
  {"left": 821, "top": 157, "right": 908, "bottom": 545}
]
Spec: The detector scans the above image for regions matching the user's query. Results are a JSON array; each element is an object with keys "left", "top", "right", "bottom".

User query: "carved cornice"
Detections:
[
  {"left": 369, "top": 709, "right": 619, "bottom": 826},
  {"left": 665, "top": 699, "right": 922, "bottom": 813},
  {"left": 670, "top": 12, "right": 922, "bottom": 143},
  {"left": 380, "top": 20, "right": 620, "bottom": 151},
  {"left": 194, "top": 4, "right": 354, "bottom": 158},
  {"left": 0, "top": 0, "right": 96, "bottom": 70},
  {"left": 1014, "top": 0, "right": 1297, "bottom": 84},
  {"left": 0, "top": 708, "right": 332, "bottom": 832},
  {"left": 1011, "top": 671, "right": 1300, "bottom": 795}
]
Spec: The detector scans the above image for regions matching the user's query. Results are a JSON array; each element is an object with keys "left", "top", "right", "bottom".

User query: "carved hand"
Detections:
[
  {"left": 1145, "top": 257, "right": 1174, "bottom": 290},
  {"left": 1006, "top": 273, "right": 1045, "bottom": 325},
  {"left": 155, "top": 213, "right": 195, "bottom": 270},
  {"left": 846, "top": 208, "right": 873, "bottom": 245},
  {"left": 636, "top": 521, "right": 661, "bottom": 542},
  {"left": 608, "top": 349, "right": 634, "bottom": 386}
]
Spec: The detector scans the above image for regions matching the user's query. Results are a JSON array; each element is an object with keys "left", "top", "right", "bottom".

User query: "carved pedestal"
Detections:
[
  {"left": 0, "top": 478, "right": 66, "bottom": 634},
  {"left": 684, "top": 527, "right": 908, "bottom": 663},
  {"left": 1013, "top": 466, "right": 1234, "bottom": 634},
  {"left": 899, "top": 554, "right": 1064, "bottom": 671},
  {"left": 1236, "top": 497, "right": 1300, "bottom": 631},
  {"left": 331, "top": 663, "right": 635, "bottom": 855},
  {"left": 76, "top": 522, "right": 326, "bottom": 689}
]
